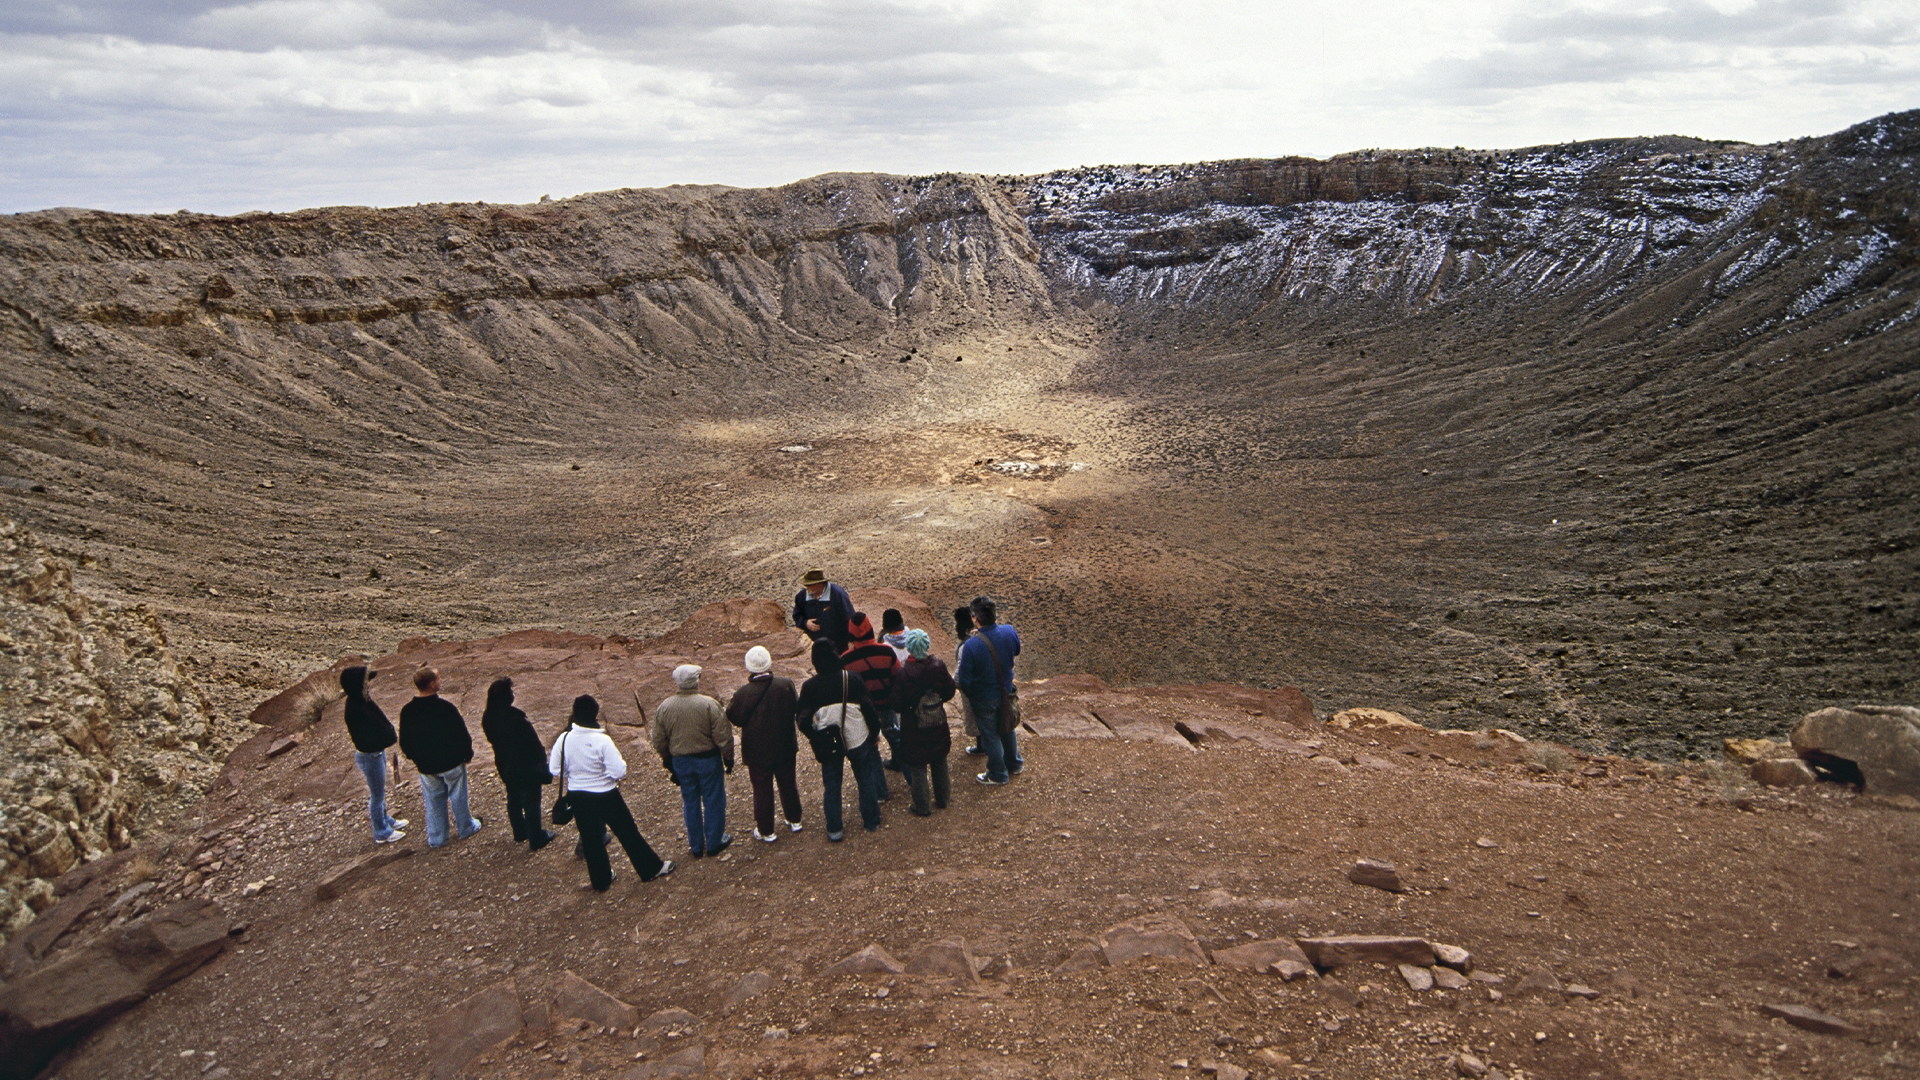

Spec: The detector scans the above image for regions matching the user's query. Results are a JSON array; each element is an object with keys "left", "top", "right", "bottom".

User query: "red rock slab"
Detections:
[
  {"left": 428, "top": 979, "right": 523, "bottom": 1080},
  {"left": 905, "top": 940, "right": 982, "bottom": 986},
  {"left": 823, "top": 944, "right": 905, "bottom": 977},
  {"left": 553, "top": 970, "right": 639, "bottom": 1030},
  {"left": 1297, "top": 935, "right": 1436, "bottom": 970},
  {"left": 314, "top": 847, "right": 413, "bottom": 902},
  {"left": 1023, "top": 700, "right": 1117, "bottom": 740},
  {"left": 1098, "top": 915, "right": 1211, "bottom": 967},
  {"left": 1084, "top": 695, "right": 1198, "bottom": 749},
  {"left": 1212, "top": 937, "right": 1315, "bottom": 979},
  {"left": 1761, "top": 1003, "right": 1861, "bottom": 1037}
]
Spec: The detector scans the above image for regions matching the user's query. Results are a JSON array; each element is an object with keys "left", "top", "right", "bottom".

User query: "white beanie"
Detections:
[
  {"left": 744, "top": 646, "right": 772, "bottom": 674},
  {"left": 672, "top": 664, "right": 701, "bottom": 690}
]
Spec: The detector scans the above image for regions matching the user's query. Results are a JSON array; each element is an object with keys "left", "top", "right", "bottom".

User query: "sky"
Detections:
[{"left": 2, "top": 0, "right": 1917, "bottom": 214}]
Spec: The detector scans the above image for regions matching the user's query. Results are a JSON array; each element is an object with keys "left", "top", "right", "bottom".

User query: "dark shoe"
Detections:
[
  {"left": 827, "top": 831, "right": 844, "bottom": 842},
  {"left": 649, "top": 860, "right": 676, "bottom": 881},
  {"left": 910, "top": 807, "right": 932, "bottom": 818},
  {"left": 529, "top": 830, "right": 555, "bottom": 852},
  {"left": 1009, "top": 762, "right": 1025, "bottom": 775},
  {"left": 964, "top": 745, "right": 985, "bottom": 756},
  {"left": 934, "top": 801, "right": 948, "bottom": 810},
  {"left": 883, "top": 758, "right": 903, "bottom": 772},
  {"left": 713, "top": 833, "right": 734, "bottom": 854},
  {"left": 975, "top": 773, "right": 1007, "bottom": 786}
]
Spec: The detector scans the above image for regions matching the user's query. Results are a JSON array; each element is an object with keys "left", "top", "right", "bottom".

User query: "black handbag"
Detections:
[{"left": 550, "top": 732, "right": 575, "bottom": 826}]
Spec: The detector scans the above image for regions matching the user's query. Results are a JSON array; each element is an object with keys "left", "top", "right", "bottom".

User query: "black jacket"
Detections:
[
  {"left": 482, "top": 703, "right": 552, "bottom": 788},
  {"left": 340, "top": 666, "right": 396, "bottom": 754},
  {"left": 792, "top": 583, "right": 855, "bottom": 648},
  {"left": 398, "top": 695, "right": 475, "bottom": 776},
  {"left": 794, "top": 641, "right": 878, "bottom": 763},
  {"left": 727, "top": 674, "right": 799, "bottom": 770}
]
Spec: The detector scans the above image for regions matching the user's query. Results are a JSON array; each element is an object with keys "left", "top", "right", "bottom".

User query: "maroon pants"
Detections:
[{"left": 747, "top": 760, "right": 803, "bottom": 835}]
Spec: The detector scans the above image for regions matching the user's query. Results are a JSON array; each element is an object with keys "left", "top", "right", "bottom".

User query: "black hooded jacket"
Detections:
[
  {"left": 339, "top": 666, "right": 396, "bottom": 754},
  {"left": 399, "top": 694, "right": 475, "bottom": 777},
  {"left": 793, "top": 639, "right": 878, "bottom": 763},
  {"left": 480, "top": 679, "right": 552, "bottom": 788}
]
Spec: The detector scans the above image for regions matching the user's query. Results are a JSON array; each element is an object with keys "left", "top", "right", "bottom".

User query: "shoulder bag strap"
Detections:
[
  {"left": 557, "top": 731, "right": 570, "bottom": 798},
  {"left": 981, "top": 630, "right": 1010, "bottom": 694}
]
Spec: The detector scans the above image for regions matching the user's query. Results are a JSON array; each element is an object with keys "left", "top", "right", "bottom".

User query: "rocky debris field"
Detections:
[{"left": 4, "top": 599, "right": 1915, "bottom": 1080}]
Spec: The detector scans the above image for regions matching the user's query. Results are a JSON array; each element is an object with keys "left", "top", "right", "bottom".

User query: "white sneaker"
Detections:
[
  {"left": 788, "top": 820, "right": 803, "bottom": 833},
  {"left": 754, "top": 829, "right": 778, "bottom": 843},
  {"left": 390, "top": 818, "right": 410, "bottom": 830},
  {"left": 375, "top": 830, "right": 406, "bottom": 844}
]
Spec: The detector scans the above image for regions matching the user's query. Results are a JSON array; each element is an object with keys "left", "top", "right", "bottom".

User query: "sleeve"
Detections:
[
  {"left": 932, "top": 658, "right": 957, "bottom": 701},
  {"left": 547, "top": 732, "right": 566, "bottom": 782},
  {"left": 650, "top": 703, "right": 671, "bottom": 756},
  {"left": 450, "top": 703, "right": 475, "bottom": 764},
  {"left": 396, "top": 704, "right": 420, "bottom": 765},
  {"left": 602, "top": 735, "right": 628, "bottom": 782},
  {"left": 709, "top": 699, "right": 734, "bottom": 755},
  {"left": 954, "top": 637, "right": 980, "bottom": 691},
  {"left": 791, "top": 590, "right": 808, "bottom": 630},
  {"left": 726, "top": 689, "right": 749, "bottom": 729}
]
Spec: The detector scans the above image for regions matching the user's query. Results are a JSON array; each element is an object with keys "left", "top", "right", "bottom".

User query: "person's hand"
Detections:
[{"left": 805, "top": 618, "right": 820, "bottom": 632}]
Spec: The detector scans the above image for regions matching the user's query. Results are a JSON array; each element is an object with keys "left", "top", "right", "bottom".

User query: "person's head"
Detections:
[
  {"left": 952, "top": 606, "right": 973, "bottom": 639},
  {"left": 881, "top": 608, "right": 905, "bottom": 634},
  {"left": 672, "top": 664, "right": 702, "bottom": 691},
  {"left": 800, "top": 567, "right": 827, "bottom": 599},
  {"left": 969, "top": 595, "right": 998, "bottom": 627},
  {"left": 904, "top": 628, "right": 932, "bottom": 660},
  {"left": 744, "top": 646, "right": 772, "bottom": 674},
  {"left": 570, "top": 694, "right": 601, "bottom": 728},
  {"left": 810, "top": 639, "right": 841, "bottom": 674},
  {"left": 340, "top": 664, "right": 372, "bottom": 699},
  {"left": 846, "top": 611, "right": 875, "bottom": 643},
  {"left": 484, "top": 677, "right": 514, "bottom": 712},
  {"left": 413, "top": 667, "right": 439, "bottom": 695}
]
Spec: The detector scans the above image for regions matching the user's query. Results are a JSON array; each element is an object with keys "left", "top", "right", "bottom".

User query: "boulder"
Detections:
[
  {"left": 1432, "top": 943, "right": 1474, "bottom": 973},
  {"left": 625, "top": 1043, "right": 705, "bottom": 1079},
  {"left": 1211, "top": 937, "right": 1315, "bottom": 980},
  {"left": 1454, "top": 1052, "right": 1489, "bottom": 1077},
  {"left": 1328, "top": 707, "right": 1426, "bottom": 731},
  {"left": 314, "top": 847, "right": 413, "bottom": 901},
  {"left": 0, "top": 898, "right": 232, "bottom": 1080},
  {"left": 1513, "top": 967, "right": 1563, "bottom": 998},
  {"left": 1750, "top": 758, "right": 1816, "bottom": 787},
  {"left": 720, "top": 971, "right": 774, "bottom": 1010},
  {"left": 905, "top": 940, "right": 981, "bottom": 987},
  {"left": 1053, "top": 943, "right": 1106, "bottom": 973},
  {"left": 1297, "top": 935, "right": 1435, "bottom": 970},
  {"left": 1346, "top": 858, "right": 1405, "bottom": 893},
  {"left": 427, "top": 979, "right": 523, "bottom": 1080},
  {"left": 1761, "top": 1003, "right": 1860, "bottom": 1037},
  {"left": 1790, "top": 705, "right": 1920, "bottom": 796},
  {"left": 1398, "top": 964, "right": 1435, "bottom": 991},
  {"left": 823, "top": 944, "right": 905, "bottom": 977},
  {"left": 1432, "top": 966, "right": 1469, "bottom": 990},
  {"left": 552, "top": 971, "right": 639, "bottom": 1030},
  {"left": 1097, "top": 915, "right": 1211, "bottom": 967}
]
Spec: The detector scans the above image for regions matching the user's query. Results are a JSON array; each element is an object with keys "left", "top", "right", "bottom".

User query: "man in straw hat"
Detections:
[{"left": 792, "top": 568, "right": 856, "bottom": 651}]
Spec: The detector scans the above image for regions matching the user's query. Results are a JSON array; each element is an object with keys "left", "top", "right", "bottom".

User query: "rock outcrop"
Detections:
[
  {"left": 0, "top": 519, "right": 243, "bottom": 943},
  {"left": 1790, "top": 705, "right": 1920, "bottom": 797}
]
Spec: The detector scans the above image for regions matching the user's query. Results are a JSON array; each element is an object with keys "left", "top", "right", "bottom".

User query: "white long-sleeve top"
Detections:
[{"left": 548, "top": 724, "right": 627, "bottom": 793}]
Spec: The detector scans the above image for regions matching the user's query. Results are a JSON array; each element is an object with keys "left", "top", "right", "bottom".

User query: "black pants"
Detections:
[
  {"left": 570, "top": 788, "right": 664, "bottom": 891},
  {"left": 904, "top": 758, "right": 950, "bottom": 815},
  {"left": 504, "top": 781, "right": 547, "bottom": 845}
]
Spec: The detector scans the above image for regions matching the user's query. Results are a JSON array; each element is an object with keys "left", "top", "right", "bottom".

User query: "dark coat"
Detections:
[
  {"left": 398, "top": 694, "right": 475, "bottom": 777},
  {"left": 481, "top": 702, "right": 552, "bottom": 788},
  {"left": 726, "top": 674, "right": 799, "bottom": 770},
  {"left": 840, "top": 639, "right": 899, "bottom": 710},
  {"left": 891, "top": 655, "right": 956, "bottom": 766},
  {"left": 792, "top": 583, "right": 855, "bottom": 648},
  {"left": 339, "top": 666, "right": 396, "bottom": 754},
  {"left": 794, "top": 642, "right": 878, "bottom": 763}
]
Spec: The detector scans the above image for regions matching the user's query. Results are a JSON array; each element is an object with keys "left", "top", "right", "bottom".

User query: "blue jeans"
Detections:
[
  {"left": 419, "top": 764, "right": 481, "bottom": 848},
  {"left": 846, "top": 738, "right": 885, "bottom": 830},
  {"left": 966, "top": 693, "right": 1022, "bottom": 782},
  {"left": 671, "top": 754, "right": 728, "bottom": 855},
  {"left": 354, "top": 750, "right": 401, "bottom": 841}
]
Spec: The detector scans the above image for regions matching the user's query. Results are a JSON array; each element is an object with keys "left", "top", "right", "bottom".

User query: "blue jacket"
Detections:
[
  {"left": 792, "top": 583, "right": 855, "bottom": 647},
  {"left": 956, "top": 624, "right": 1021, "bottom": 704}
]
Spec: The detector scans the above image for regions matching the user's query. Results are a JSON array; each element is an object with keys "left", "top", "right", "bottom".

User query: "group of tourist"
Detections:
[{"left": 337, "top": 570, "right": 1024, "bottom": 892}]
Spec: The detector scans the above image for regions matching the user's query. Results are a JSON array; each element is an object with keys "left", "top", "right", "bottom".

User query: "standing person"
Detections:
[
  {"left": 890, "top": 630, "right": 956, "bottom": 816},
  {"left": 726, "top": 646, "right": 803, "bottom": 842},
  {"left": 549, "top": 695, "right": 674, "bottom": 891},
  {"left": 652, "top": 665, "right": 735, "bottom": 858},
  {"left": 397, "top": 667, "right": 484, "bottom": 847},
  {"left": 881, "top": 609, "right": 912, "bottom": 663},
  {"left": 955, "top": 596, "right": 1024, "bottom": 785},
  {"left": 794, "top": 640, "right": 884, "bottom": 839},
  {"left": 792, "top": 568, "right": 855, "bottom": 650},
  {"left": 480, "top": 677, "right": 554, "bottom": 851},
  {"left": 340, "top": 664, "right": 408, "bottom": 844},
  {"left": 953, "top": 606, "right": 983, "bottom": 757},
  {"left": 841, "top": 612, "right": 902, "bottom": 782}
]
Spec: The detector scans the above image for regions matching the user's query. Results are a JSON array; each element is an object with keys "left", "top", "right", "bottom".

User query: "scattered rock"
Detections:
[
  {"left": 905, "top": 940, "right": 981, "bottom": 987},
  {"left": 1565, "top": 983, "right": 1600, "bottom": 1000},
  {"left": 1328, "top": 708, "right": 1425, "bottom": 731},
  {"left": 1790, "top": 705, "right": 1920, "bottom": 796},
  {"left": 1454, "top": 1052, "right": 1489, "bottom": 1078},
  {"left": 1317, "top": 979, "right": 1360, "bottom": 1007},
  {"left": 0, "top": 898, "right": 232, "bottom": 1080},
  {"left": 1053, "top": 942, "right": 1105, "bottom": 973},
  {"left": 264, "top": 734, "right": 301, "bottom": 758},
  {"left": 1750, "top": 758, "right": 1816, "bottom": 787},
  {"left": 1607, "top": 969, "right": 1641, "bottom": 998},
  {"left": 427, "top": 979, "right": 522, "bottom": 1080},
  {"left": 1297, "top": 935, "right": 1435, "bottom": 970},
  {"left": 642, "top": 1007, "right": 702, "bottom": 1036},
  {"left": 552, "top": 971, "right": 639, "bottom": 1031},
  {"left": 1761, "top": 1003, "right": 1861, "bottom": 1037},
  {"left": 314, "top": 848, "right": 414, "bottom": 902},
  {"left": 1474, "top": 837, "right": 1498, "bottom": 849},
  {"left": 1432, "top": 943, "right": 1473, "bottom": 973},
  {"left": 1432, "top": 966, "right": 1469, "bottom": 990},
  {"left": 1513, "top": 967, "right": 1563, "bottom": 997},
  {"left": 720, "top": 971, "right": 773, "bottom": 1010},
  {"left": 1211, "top": 937, "right": 1314, "bottom": 979},
  {"left": 823, "top": 944, "right": 906, "bottom": 977},
  {"left": 1724, "top": 738, "right": 1793, "bottom": 765},
  {"left": 1346, "top": 858, "right": 1405, "bottom": 893},
  {"left": 1098, "top": 915, "right": 1210, "bottom": 967},
  {"left": 1201, "top": 1062, "right": 1250, "bottom": 1080},
  {"left": 1398, "top": 964, "right": 1435, "bottom": 991}
]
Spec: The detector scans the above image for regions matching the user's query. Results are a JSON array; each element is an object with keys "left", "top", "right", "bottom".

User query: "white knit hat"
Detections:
[
  {"left": 744, "top": 646, "right": 772, "bottom": 674},
  {"left": 672, "top": 664, "right": 702, "bottom": 689}
]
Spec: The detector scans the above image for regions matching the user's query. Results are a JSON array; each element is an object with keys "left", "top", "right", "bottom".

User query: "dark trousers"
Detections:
[
  {"left": 504, "top": 781, "right": 547, "bottom": 845},
  {"left": 747, "top": 760, "right": 802, "bottom": 836},
  {"left": 569, "top": 788, "right": 664, "bottom": 891},
  {"left": 904, "top": 758, "right": 950, "bottom": 815},
  {"left": 818, "top": 741, "right": 885, "bottom": 836}
]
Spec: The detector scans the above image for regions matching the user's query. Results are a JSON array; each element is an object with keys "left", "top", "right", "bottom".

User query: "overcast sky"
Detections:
[{"left": 3, "top": 0, "right": 1916, "bottom": 214}]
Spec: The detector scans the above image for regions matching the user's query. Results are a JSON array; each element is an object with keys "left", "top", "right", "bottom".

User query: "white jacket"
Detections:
[{"left": 548, "top": 724, "right": 627, "bottom": 793}]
